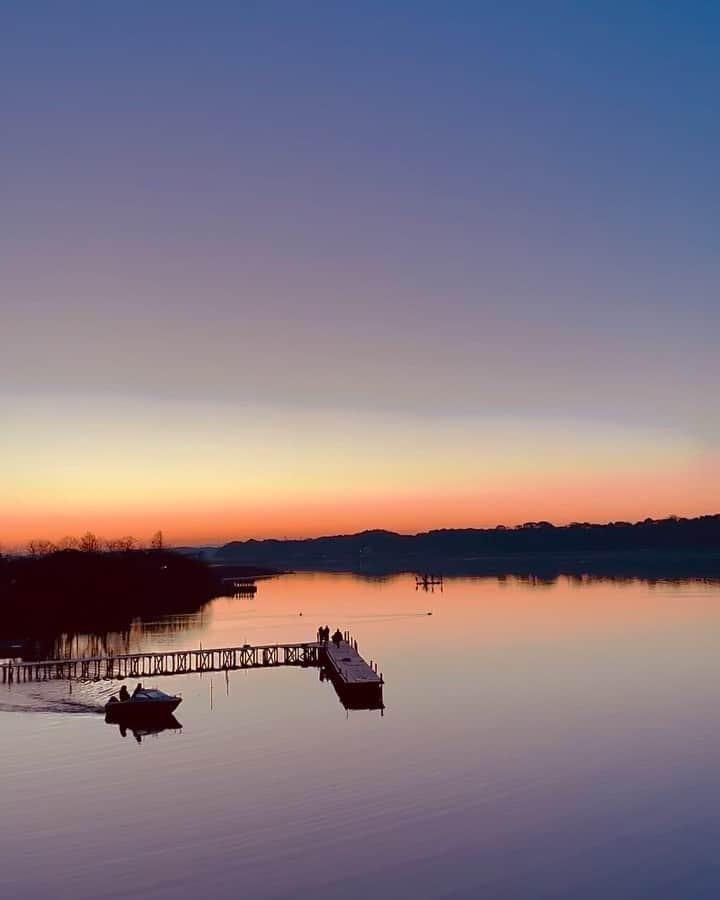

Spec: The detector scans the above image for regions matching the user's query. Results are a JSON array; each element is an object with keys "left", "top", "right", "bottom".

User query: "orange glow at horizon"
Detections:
[
  {"left": 3, "top": 396, "right": 718, "bottom": 549},
  {"left": 3, "top": 463, "right": 718, "bottom": 549}
]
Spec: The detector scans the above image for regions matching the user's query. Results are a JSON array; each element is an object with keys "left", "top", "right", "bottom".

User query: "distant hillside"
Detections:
[{"left": 215, "top": 516, "right": 720, "bottom": 577}]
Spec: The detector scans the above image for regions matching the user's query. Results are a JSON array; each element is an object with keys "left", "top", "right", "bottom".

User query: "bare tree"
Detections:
[
  {"left": 103, "top": 536, "right": 135, "bottom": 552},
  {"left": 58, "top": 535, "right": 80, "bottom": 551},
  {"left": 36, "top": 540, "right": 58, "bottom": 556},
  {"left": 79, "top": 531, "right": 100, "bottom": 553},
  {"left": 151, "top": 530, "right": 164, "bottom": 551},
  {"left": 27, "top": 539, "right": 57, "bottom": 557}
]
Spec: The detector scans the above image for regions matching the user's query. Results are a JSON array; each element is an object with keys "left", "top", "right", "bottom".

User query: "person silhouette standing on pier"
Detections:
[{"left": 332, "top": 628, "right": 343, "bottom": 648}]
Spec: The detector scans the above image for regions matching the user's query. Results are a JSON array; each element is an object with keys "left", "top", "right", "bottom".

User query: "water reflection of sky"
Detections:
[{"left": 2, "top": 574, "right": 720, "bottom": 899}]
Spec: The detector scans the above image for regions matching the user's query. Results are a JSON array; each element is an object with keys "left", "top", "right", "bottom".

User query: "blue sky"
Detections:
[{"left": 2, "top": 2, "right": 719, "bottom": 541}]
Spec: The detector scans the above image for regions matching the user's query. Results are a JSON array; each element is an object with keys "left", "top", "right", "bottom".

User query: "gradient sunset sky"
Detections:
[{"left": 2, "top": 3, "right": 719, "bottom": 546}]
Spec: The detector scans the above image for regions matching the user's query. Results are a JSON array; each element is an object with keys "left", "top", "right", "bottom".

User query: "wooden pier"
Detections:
[
  {"left": 323, "top": 638, "right": 383, "bottom": 686},
  {"left": 220, "top": 576, "right": 258, "bottom": 595},
  {"left": 0, "top": 631, "right": 384, "bottom": 708},
  {"left": 319, "top": 633, "right": 384, "bottom": 710},
  {"left": 416, "top": 574, "right": 443, "bottom": 591},
  {"left": 0, "top": 641, "right": 320, "bottom": 683}
]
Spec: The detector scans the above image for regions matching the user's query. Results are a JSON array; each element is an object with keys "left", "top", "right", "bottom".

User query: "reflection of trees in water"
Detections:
[
  {"left": 496, "top": 573, "right": 720, "bottom": 588},
  {"left": 509, "top": 574, "right": 558, "bottom": 587},
  {"left": 563, "top": 574, "right": 720, "bottom": 588},
  {"left": 51, "top": 612, "right": 206, "bottom": 660},
  {"left": 53, "top": 632, "right": 126, "bottom": 660}
]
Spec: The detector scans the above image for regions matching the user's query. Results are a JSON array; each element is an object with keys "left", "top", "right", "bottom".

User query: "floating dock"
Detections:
[
  {"left": 415, "top": 574, "right": 443, "bottom": 591},
  {"left": 320, "top": 636, "right": 384, "bottom": 710},
  {"left": 219, "top": 576, "right": 258, "bottom": 595},
  {"left": 323, "top": 639, "right": 383, "bottom": 686}
]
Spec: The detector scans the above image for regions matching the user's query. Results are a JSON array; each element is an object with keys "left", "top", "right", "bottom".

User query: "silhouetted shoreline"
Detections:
[
  {"left": 0, "top": 549, "right": 280, "bottom": 634},
  {"left": 214, "top": 515, "right": 720, "bottom": 577},
  {"left": 3, "top": 517, "right": 719, "bottom": 640}
]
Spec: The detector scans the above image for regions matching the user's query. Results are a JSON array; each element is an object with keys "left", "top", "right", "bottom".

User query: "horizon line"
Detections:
[{"left": 178, "top": 511, "right": 720, "bottom": 547}]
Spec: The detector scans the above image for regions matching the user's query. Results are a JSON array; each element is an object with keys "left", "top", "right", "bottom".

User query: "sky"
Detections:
[{"left": 2, "top": 2, "right": 719, "bottom": 546}]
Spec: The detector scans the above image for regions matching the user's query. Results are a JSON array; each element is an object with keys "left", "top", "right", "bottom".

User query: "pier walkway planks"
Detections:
[{"left": 321, "top": 639, "right": 383, "bottom": 686}]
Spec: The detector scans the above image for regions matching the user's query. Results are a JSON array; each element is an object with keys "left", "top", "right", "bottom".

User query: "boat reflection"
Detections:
[{"left": 108, "top": 713, "right": 183, "bottom": 744}]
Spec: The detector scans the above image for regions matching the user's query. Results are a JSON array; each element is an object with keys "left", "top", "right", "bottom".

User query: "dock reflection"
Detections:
[{"left": 320, "top": 667, "right": 385, "bottom": 713}]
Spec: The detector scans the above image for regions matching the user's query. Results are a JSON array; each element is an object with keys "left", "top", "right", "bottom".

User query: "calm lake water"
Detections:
[{"left": 2, "top": 572, "right": 720, "bottom": 899}]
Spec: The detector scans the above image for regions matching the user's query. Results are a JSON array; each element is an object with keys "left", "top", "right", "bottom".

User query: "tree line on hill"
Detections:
[
  {"left": 214, "top": 515, "right": 720, "bottom": 570},
  {"left": 0, "top": 533, "right": 215, "bottom": 635},
  {"left": 0, "top": 532, "right": 284, "bottom": 638},
  {"left": 23, "top": 530, "right": 165, "bottom": 557}
]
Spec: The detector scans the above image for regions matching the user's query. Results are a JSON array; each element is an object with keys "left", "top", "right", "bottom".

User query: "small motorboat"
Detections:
[{"left": 105, "top": 686, "right": 181, "bottom": 723}]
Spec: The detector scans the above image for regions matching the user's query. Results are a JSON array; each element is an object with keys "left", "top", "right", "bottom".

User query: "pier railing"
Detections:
[
  {"left": 0, "top": 631, "right": 382, "bottom": 689},
  {"left": 1, "top": 641, "right": 322, "bottom": 684}
]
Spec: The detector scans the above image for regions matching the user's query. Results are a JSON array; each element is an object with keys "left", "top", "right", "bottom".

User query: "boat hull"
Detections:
[{"left": 105, "top": 697, "right": 181, "bottom": 723}]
